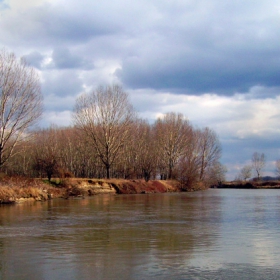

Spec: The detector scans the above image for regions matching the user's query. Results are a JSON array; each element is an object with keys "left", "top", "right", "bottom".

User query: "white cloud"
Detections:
[
  {"left": 42, "top": 110, "right": 72, "bottom": 127},
  {"left": 131, "top": 87, "right": 280, "bottom": 139}
]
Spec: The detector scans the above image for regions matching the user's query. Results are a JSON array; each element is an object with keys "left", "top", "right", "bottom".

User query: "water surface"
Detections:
[{"left": 0, "top": 189, "right": 280, "bottom": 279}]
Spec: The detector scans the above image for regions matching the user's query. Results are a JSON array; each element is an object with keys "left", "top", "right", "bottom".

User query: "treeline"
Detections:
[
  {"left": 2, "top": 85, "right": 226, "bottom": 190},
  {"left": 236, "top": 152, "right": 266, "bottom": 181}
]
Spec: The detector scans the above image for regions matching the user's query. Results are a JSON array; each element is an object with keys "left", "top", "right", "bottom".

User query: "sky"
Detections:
[{"left": 0, "top": 0, "right": 280, "bottom": 180}]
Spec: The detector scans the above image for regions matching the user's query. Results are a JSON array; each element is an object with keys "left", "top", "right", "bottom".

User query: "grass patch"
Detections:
[{"left": 0, "top": 176, "right": 67, "bottom": 203}]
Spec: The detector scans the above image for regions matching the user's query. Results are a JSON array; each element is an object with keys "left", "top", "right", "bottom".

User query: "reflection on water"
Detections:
[{"left": 0, "top": 190, "right": 280, "bottom": 279}]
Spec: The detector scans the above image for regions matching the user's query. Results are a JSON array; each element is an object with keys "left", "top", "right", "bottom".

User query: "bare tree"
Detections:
[
  {"left": 177, "top": 129, "right": 201, "bottom": 189},
  {"left": 177, "top": 126, "right": 223, "bottom": 189},
  {"left": 251, "top": 152, "right": 265, "bottom": 180},
  {"left": 275, "top": 160, "right": 280, "bottom": 179},
  {"left": 239, "top": 165, "right": 252, "bottom": 181},
  {"left": 196, "top": 127, "right": 222, "bottom": 181},
  {"left": 206, "top": 162, "right": 227, "bottom": 186},
  {"left": 154, "top": 112, "right": 192, "bottom": 179},
  {"left": 73, "top": 85, "right": 135, "bottom": 178},
  {"left": 0, "top": 50, "right": 42, "bottom": 168},
  {"left": 136, "top": 120, "right": 159, "bottom": 182},
  {"left": 4, "top": 140, "right": 34, "bottom": 176},
  {"left": 57, "top": 127, "right": 100, "bottom": 178},
  {"left": 114, "top": 119, "right": 156, "bottom": 180},
  {"left": 32, "top": 127, "right": 61, "bottom": 181}
]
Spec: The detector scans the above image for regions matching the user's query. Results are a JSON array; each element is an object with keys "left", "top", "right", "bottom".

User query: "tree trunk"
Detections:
[{"left": 106, "top": 164, "right": 110, "bottom": 179}]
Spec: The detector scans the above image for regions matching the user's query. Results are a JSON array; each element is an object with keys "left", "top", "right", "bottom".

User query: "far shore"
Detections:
[{"left": 212, "top": 180, "right": 280, "bottom": 189}]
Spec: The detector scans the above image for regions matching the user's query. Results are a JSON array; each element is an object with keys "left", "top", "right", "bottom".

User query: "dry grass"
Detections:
[
  {"left": 0, "top": 176, "right": 66, "bottom": 204},
  {"left": 0, "top": 186, "right": 17, "bottom": 203},
  {"left": 0, "top": 177, "right": 184, "bottom": 204},
  {"left": 48, "top": 178, "right": 181, "bottom": 195},
  {"left": 105, "top": 178, "right": 181, "bottom": 194}
]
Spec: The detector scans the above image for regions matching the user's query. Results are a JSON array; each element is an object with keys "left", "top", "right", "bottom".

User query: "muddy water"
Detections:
[{"left": 0, "top": 189, "right": 280, "bottom": 279}]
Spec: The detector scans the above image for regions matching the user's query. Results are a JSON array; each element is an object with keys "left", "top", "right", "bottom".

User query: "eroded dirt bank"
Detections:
[{"left": 0, "top": 178, "right": 182, "bottom": 204}]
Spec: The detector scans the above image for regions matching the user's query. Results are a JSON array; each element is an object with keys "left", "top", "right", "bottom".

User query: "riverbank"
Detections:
[
  {"left": 213, "top": 180, "right": 280, "bottom": 189},
  {"left": 0, "top": 177, "right": 182, "bottom": 204},
  {"left": 2, "top": 177, "right": 279, "bottom": 204}
]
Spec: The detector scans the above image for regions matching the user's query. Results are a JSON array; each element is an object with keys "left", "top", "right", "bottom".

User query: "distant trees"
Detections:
[
  {"left": 0, "top": 50, "right": 43, "bottom": 168},
  {"left": 275, "top": 160, "right": 280, "bottom": 179},
  {"left": 238, "top": 165, "right": 252, "bottom": 181},
  {"left": 235, "top": 153, "right": 266, "bottom": 182},
  {"left": 73, "top": 85, "right": 135, "bottom": 179}
]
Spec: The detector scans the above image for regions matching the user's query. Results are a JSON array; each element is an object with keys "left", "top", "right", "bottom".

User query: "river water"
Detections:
[{"left": 0, "top": 189, "right": 280, "bottom": 279}]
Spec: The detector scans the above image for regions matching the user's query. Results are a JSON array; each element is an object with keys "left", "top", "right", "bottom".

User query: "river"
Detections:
[{"left": 0, "top": 189, "right": 280, "bottom": 279}]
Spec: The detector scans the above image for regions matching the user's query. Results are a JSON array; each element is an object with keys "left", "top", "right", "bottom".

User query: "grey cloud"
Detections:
[
  {"left": 42, "top": 69, "right": 83, "bottom": 100},
  {"left": 51, "top": 47, "right": 92, "bottom": 69},
  {"left": 222, "top": 135, "right": 280, "bottom": 166},
  {"left": 117, "top": 45, "right": 280, "bottom": 95},
  {"left": 23, "top": 51, "right": 44, "bottom": 69},
  {"left": 114, "top": 0, "right": 280, "bottom": 95},
  {"left": 240, "top": 86, "right": 280, "bottom": 100},
  {"left": 0, "top": 2, "right": 120, "bottom": 48},
  {"left": 3, "top": 0, "right": 280, "bottom": 98},
  {"left": 37, "top": 8, "right": 114, "bottom": 43}
]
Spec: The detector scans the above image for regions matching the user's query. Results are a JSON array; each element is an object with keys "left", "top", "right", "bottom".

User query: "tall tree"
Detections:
[
  {"left": 136, "top": 120, "right": 159, "bottom": 182},
  {"left": 177, "top": 129, "right": 201, "bottom": 189},
  {"left": 251, "top": 152, "right": 265, "bottom": 180},
  {"left": 73, "top": 85, "right": 135, "bottom": 178},
  {"left": 0, "top": 50, "right": 43, "bottom": 168},
  {"left": 114, "top": 119, "right": 146, "bottom": 179},
  {"left": 196, "top": 127, "right": 222, "bottom": 181},
  {"left": 154, "top": 112, "right": 192, "bottom": 179},
  {"left": 177, "top": 127, "right": 223, "bottom": 189}
]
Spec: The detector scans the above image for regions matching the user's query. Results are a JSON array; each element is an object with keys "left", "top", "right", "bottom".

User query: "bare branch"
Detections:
[
  {"left": 0, "top": 50, "right": 43, "bottom": 167},
  {"left": 73, "top": 84, "right": 135, "bottom": 178}
]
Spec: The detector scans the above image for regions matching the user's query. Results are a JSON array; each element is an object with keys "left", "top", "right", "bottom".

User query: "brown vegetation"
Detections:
[
  {"left": 4, "top": 112, "right": 225, "bottom": 189},
  {"left": 0, "top": 176, "right": 64, "bottom": 204},
  {"left": 2, "top": 176, "right": 279, "bottom": 204},
  {"left": 109, "top": 179, "right": 180, "bottom": 194},
  {"left": 0, "top": 177, "right": 190, "bottom": 204}
]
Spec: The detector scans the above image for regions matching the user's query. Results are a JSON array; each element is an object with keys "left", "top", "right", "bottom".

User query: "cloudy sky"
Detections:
[{"left": 1, "top": 0, "right": 280, "bottom": 179}]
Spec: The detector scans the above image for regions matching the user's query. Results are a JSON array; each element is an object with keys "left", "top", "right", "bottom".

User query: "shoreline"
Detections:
[
  {"left": 0, "top": 178, "right": 184, "bottom": 204},
  {"left": 2, "top": 178, "right": 279, "bottom": 205},
  {"left": 212, "top": 181, "right": 280, "bottom": 189}
]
